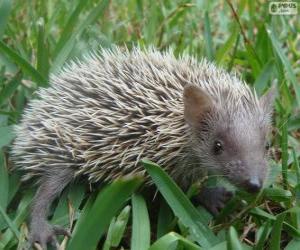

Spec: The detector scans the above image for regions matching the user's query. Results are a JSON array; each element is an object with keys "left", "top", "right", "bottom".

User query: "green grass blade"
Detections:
[
  {"left": 208, "top": 241, "right": 227, "bottom": 250},
  {"left": 266, "top": 25, "right": 300, "bottom": 106},
  {"left": 1, "top": 192, "right": 33, "bottom": 247},
  {"left": 263, "top": 187, "right": 292, "bottom": 202},
  {"left": 285, "top": 239, "right": 300, "bottom": 250},
  {"left": 291, "top": 149, "right": 300, "bottom": 229},
  {"left": 0, "top": 125, "right": 15, "bottom": 148},
  {"left": 281, "top": 115, "right": 288, "bottom": 190},
  {"left": 0, "top": 0, "right": 11, "bottom": 39},
  {"left": 288, "top": 115, "right": 300, "bottom": 131},
  {"left": 149, "top": 232, "right": 202, "bottom": 250},
  {"left": 250, "top": 208, "right": 300, "bottom": 237},
  {"left": 67, "top": 176, "right": 142, "bottom": 250},
  {"left": 216, "top": 28, "right": 238, "bottom": 65},
  {"left": 51, "top": 0, "right": 110, "bottom": 73},
  {"left": 51, "top": 184, "right": 85, "bottom": 226},
  {"left": 244, "top": 43, "right": 261, "bottom": 78},
  {"left": 204, "top": 11, "right": 214, "bottom": 61},
  {"left": 0, "top": 41, "right": 47, "bottom": 86},
  {"left": 0, "top": 151, "right": 8, "bottom": 209},
  {"left": 270, "top": 213, "right": 286, "bottom": 250},
  {"left": 142, "top": 1, "right": 159, "bottom": 44},
  {"left": 103, "top": 218, "right": 117, "bottom": 250},
  {"left": 253, "top": 59, "right": 274, "bottom": 95},
  {"left": 227, "top": 226, "right": 243, "bottom": 250},
  {"left": 0, "top": 205, "right": 20, "bottom": 241},
  {"left": 76, "top": 0, "right": 110, "bottom": 36},
  {"left": 249, "top": 207, "right": 276, "bottom": 220},
  {"left": 227, "top": 34, "right": 240, "bottom": 72},
  {"left": 131, "top": 194, "right": 150, "bottom": 250},
  {"left": 7, "top": 174, "right": 21, "bottom": 206},
  {"left": 36, "top": 17, "right": 49, "bottom": 79},
  {"left": 0, "top": 71, "right": 22, "bottom": 106},
  {"left": 157, "top": 199, "right": 174, "bottom": 238},
  {"left": 103, "top": 205, "right": 131, "bottom": 249},
  {"left": 135, "top": 0, "right": 144, "bottom": 21},
  {"left": 53, "top": 0, "right": 89, "bottom": 58},
  {"left": 254, "top": 220, "right": 272, "bottom": 250},
  {"left": 142, "top": 159, "right": 219, "bottom": 248}
]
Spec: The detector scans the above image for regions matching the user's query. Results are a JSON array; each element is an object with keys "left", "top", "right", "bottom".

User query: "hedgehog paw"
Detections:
[
  {"left": 28, "top": 221, "right": 70, "bottom": 250},
  {"left": 195, "top": 187, "right": 233, "bottom": 216}
]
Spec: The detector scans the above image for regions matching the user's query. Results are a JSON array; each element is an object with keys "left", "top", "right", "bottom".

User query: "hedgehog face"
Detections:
[
  {"left": 208, "top": 114, "right": 271, "bottom": 193},
  {"left": 183, "top": 84, "right": 276, "bottom": 193}
]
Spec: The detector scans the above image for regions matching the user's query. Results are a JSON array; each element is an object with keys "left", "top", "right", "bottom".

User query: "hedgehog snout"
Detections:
[
  {"left": 245, "top": 160, "right": 268, "bottom": 193},
  {"left": 243, "top": 177, "right": 262, "bottom": 193},
  {"left": 225, "top": 160, "right": 265, "bottom": 193}
]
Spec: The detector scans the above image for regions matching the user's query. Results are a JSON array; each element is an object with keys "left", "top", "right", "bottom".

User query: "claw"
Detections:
[
  {"left": 28, "top": 221, "right": 70, "bottom": 250},
  {"left": 195, "top": 187, "right": 233, "bottom": 215},
  {"left": 50, "top": 235, "right": 60, "bottom": 249},
  {"left": 53, "top": 225, "right": 71, "bottom": 237}
]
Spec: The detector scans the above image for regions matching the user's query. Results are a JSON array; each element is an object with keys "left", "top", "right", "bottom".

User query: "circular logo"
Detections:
[{"left": 270, "top": 3, "right": 278, "bottom": 13}]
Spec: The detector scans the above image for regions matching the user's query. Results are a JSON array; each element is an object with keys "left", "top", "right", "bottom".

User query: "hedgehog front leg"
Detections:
[
  {"left": 28, "top": 169, "right": 73, "bottom": 249},
  {"left": 195, "top": 187, "right": 233, "bottom": 215}
]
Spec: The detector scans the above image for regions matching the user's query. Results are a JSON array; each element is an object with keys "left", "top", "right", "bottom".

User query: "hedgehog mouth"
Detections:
[{"left": 232, "top": 177, "right": 263, "bottom": 194}]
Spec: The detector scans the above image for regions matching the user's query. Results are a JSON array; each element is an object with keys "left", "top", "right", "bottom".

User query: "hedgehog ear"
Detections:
[
  {"left": 259, "top": 83, "right": 277, "bottom": 115},
  {"left": 183, "top": 84, "right": 214, "bottom": 127}
]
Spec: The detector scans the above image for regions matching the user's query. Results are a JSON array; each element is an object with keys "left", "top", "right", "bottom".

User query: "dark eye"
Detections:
[{"left": 213, "top": 140, "right": 224, "bottom": 155}]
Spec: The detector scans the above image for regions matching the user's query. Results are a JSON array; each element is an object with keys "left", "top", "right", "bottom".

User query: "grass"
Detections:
[{"left": 0, "top": 0, "right": 300, "bottom": 249}]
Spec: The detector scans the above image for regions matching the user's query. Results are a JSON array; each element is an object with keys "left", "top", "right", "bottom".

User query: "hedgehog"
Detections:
[{"left": 11, "top": 47, "right": 276, "bottom": 249}]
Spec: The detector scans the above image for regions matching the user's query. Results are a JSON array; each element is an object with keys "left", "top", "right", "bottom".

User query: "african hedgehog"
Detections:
[{"left": 11, "top": 47, "right": 276, "bottom": 248}]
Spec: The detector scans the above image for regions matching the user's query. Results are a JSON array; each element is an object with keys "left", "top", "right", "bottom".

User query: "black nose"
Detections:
[{"left": 245, "top": 179, "right": 262, "bottom": 193}]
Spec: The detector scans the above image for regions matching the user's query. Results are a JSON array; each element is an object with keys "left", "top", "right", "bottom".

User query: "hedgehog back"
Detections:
[{"left": 11, "top": 47, "right": 256, "bottom": 184}]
